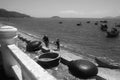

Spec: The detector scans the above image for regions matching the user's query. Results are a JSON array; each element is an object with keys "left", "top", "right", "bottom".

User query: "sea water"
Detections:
[{"left": 1, "top": 18, "right": 120, "bottom": 64}]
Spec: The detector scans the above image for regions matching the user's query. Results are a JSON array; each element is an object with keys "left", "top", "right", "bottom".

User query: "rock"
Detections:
[{"left": 95, "top": 57, "right": 120, "bottom": 69}]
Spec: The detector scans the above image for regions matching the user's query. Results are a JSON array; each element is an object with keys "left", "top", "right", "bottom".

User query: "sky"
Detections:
[{"left": 0, "top": 0, "right": 120, "bottom": 18}]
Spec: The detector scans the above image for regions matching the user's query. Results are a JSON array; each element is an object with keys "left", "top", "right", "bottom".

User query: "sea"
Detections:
[{"left": 1, "top": 18, "right": 120, "bottom": 64}]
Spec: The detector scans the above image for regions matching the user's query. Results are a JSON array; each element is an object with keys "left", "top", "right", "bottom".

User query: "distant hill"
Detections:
[
  {"left": 51, "top": 16, "right": 61, "bottom": 18},
  {"left": 0, "top": 9, "right": 31, "bottom": 18},
  {"left": 114, "top": 16, "right": 120, "bottom": 19},
  {"left": 103, "top": 16, "right": 120, "bottom": 19}
]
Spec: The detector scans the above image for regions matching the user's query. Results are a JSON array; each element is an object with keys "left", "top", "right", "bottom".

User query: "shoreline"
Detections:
[
  {"left": 18, "top": 29, "right": 115, "bottom": 64},
  {"left": 18, "top": 29, "right": 120, "bottom": 80},
  {"left": 18, "top": 29, "right": 120, "bottom": 64},
  {"left": 18, "top": 29, "right": 95, "bottom": 60},
  {"left": 18, "top": 30, "right": 97, "bottom": 65}
]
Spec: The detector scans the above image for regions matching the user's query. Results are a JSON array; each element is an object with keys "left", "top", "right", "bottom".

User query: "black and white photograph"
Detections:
[{"left": 0, "top": 0, "right": 120, "bottom": 80}]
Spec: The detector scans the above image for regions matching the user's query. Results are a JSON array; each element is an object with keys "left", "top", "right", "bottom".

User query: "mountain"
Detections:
[
  {"left": 103, "top": 16, "right": 120, "bottom": 19},
  {"left": 51, "top": 16, "right": 61, "bottom": 18},
  {"left": 0, "top": 9, "right": 31, "bottom": 18},
  {"left": 114, "top": 16, "right": 120, "bottom": 19}
]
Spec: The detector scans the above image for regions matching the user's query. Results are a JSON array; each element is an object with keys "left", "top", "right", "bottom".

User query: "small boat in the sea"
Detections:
[
  {"left": 106, "top": 28, "right": 119, "bottom": 38},
  {"left": 100, "top": 20, "right": 108, "bottom": 23},
  {"left": 115, "top": 23, "right": 120, "bottom": 27},
  {"left": 76, "top": 23, "right": 82, "bottom": 26},
  {"left": 100, "top": 24, "right": 108, "bottom": 31},
  {"left": 95, "top": 57, "right": 120, "bottom": 69}
]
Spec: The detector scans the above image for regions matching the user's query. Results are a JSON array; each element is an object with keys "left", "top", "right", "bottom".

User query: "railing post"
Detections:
[{"left": 0, "top": 26, "right": 18, "bottom": 77}]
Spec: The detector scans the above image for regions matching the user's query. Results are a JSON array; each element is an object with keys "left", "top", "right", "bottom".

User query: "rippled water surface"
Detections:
[{"left": 1, "top": 18, "right": 120, "bottom": 63}]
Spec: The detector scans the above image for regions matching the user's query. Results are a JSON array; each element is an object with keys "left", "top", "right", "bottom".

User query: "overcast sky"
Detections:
[{"left": 0, "top": 0, "right": 120, "bottom": 18}]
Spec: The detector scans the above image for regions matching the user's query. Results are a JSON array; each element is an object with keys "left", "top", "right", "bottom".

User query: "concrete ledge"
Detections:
[
  {"left": 98, "top": 68, "right": 120, "bottom": 80},
  {"left": 11, "top": 65, "right": 22, "bottom": 80},
  {"left": 8, "top": 44, "right": 56, "bottom": 80}
]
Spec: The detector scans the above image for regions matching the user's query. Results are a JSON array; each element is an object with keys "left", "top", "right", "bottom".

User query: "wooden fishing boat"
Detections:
[
  {"left": 37, "top": 52, "right": 60, "bottom": 69},
  {"left": 68, "top": 59, "right": 98, "bottom": 79},
  {"left": 100, "top": 24, "right": 108, "bottom": 31},
  {"left": 26, "top": 41, "right": 42, "bottom": 52},
  {"left": 106, "top": 31, "right": 119, "bottom": 38},
  {"left": 95, "top": 57, "right": 120, "bottom": 69}
]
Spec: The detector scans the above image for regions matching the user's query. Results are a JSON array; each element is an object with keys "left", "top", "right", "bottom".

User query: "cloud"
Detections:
[
  {"left": 59, "top": 10, "right": 112, "bottom": 18},
  {"left": 60, "top": 10, "right": 79, "bottom": 15}
]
